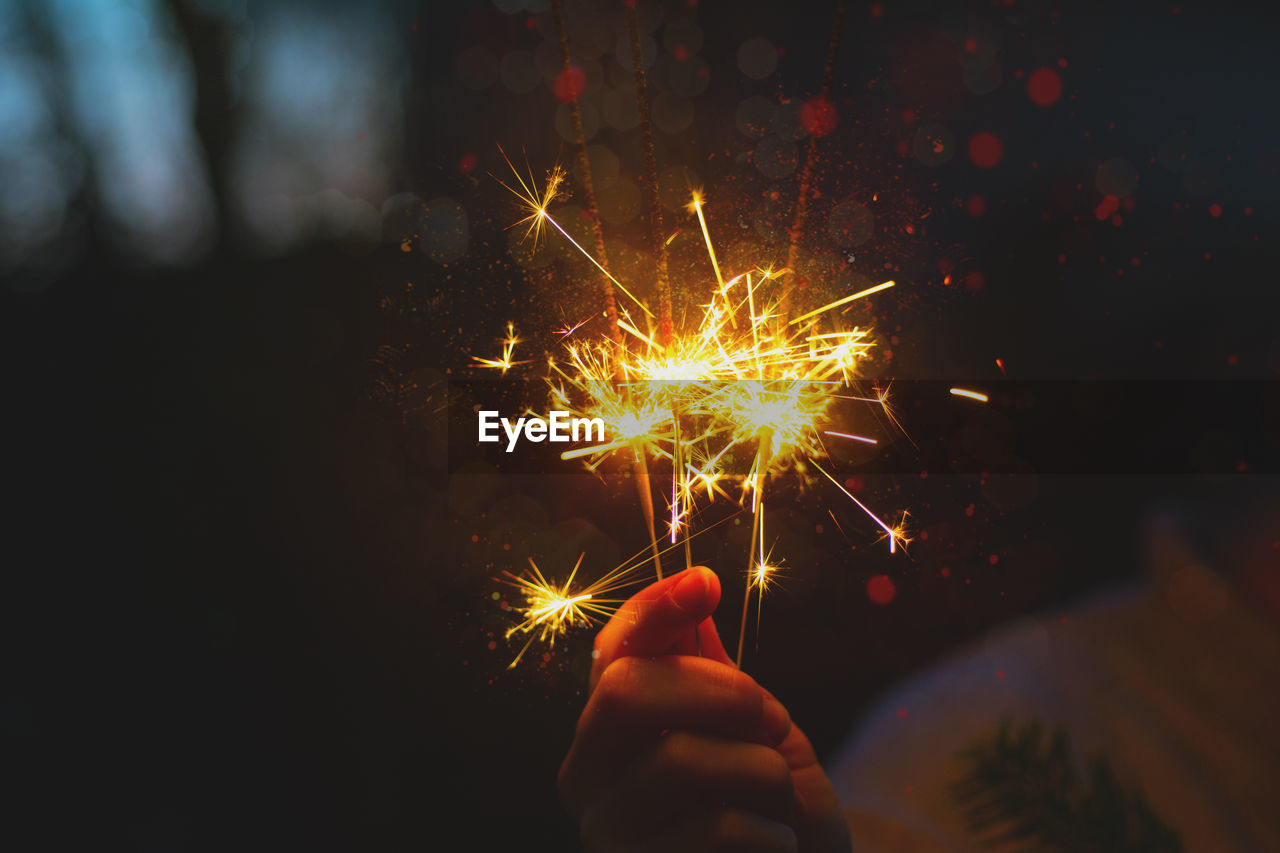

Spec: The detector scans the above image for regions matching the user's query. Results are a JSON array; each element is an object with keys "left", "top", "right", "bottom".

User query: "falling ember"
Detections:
[{"left": 950, "top": 387, "right": 989, "bottom": 403}]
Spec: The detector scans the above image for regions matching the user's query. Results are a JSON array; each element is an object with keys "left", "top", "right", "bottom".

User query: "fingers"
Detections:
[
  {"left": 560, "top": 656, "right": 791, "bottom": 816},
  {"left": 696, "top": 608, "right": 732, "bottom": 665},
  {"left": 591, "top": 567, "right": 722, "bottom": 688},
  {"left": 578, "top": 732, "right": 796, "bottom": 848},
  {"left": 628, "top": 810, "right": 799, "bottom": 853},
  {"left": 776, "top": 725, "right": 854, "bottom": 853}
]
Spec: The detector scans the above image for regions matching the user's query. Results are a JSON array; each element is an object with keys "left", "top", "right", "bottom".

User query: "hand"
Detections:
[{"left": 558, "top": 567, "right": 852, "bottom": 852}]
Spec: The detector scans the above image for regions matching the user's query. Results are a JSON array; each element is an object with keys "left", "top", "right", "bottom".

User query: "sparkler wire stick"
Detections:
[
  {"left": 551, "top": 0, "right": 622, "bottom": 351},
  {"left": 624, "top": 0, "right": 674, "bottom": 345},
  {"left": 634, "top": 445, "right": 663, "bottom": 580},
  {"left": 781, "top": 0, "right": 849, "bottom": 320},
  {"left": 736, "top": 427, "right": 773, "bottom": 668}
]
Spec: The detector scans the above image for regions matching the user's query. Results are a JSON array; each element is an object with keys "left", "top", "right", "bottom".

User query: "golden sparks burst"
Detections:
[
  {"left": 502, "top": 553, "right": 637, "bottom": 669},
  {"left": 493, "top": 155, "right": 913, "bottom": 666}
]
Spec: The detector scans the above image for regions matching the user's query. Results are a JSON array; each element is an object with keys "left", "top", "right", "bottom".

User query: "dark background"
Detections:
[{"left": 4, "top": 0, "right": 1277, "bottom": 849}]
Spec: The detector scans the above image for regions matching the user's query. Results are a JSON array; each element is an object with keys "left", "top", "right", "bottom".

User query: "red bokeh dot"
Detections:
[
  {"left": 1027, "top": 67, "right": 1063, "bottom": 107},
  {"left": 995, "top": 668, "right": 1007, "bottom": 680},
  {"left": 1227, "top": 353, "right": 1239, "bottom": 366},
  {"left": 989, "top": 553, "right": 999, "bottom": 565},
  {"left": 554, "top": 67, "right": 587, "bottom": 103},
  {"left": 965, "top": 270, "right": 985, "bottom": 291},
  {"left": 964, "top": 38, "right": 979, "bottom": 54},
  {"left": 896, "top": 707, "right": 909, "bottom": 719},
  {"left": 1094, "top": 195, "right": 1119, "bottom": 221},
  {"left": 1209, "top": 203, "right": 1222, "bottom": 218},
  {"left": 968, "top": 132, "right": 1003, "bottom": 168},
  {"left": 866, "top": 574, "right": 896, "bottom": 605},
  {"left": 800, "top": 96, "right": 838, "bottom": 137},
  {"left": 673, "top": 44, "right": 690, "bottom": 62},
  {"left": 869, "top": 4, "right": 883, "bottom": 17},
  {"left": 901, "top": 108, "right": 917, "bottom": 124},
  {"left": 844, "top": 476, "right": 863, "bottom": 493},
  {"left": 967, "top": 195, "right": 987, "bottom": 217},
  {"left": 940, "top": 567, "right": 951, "bottom": 578},
  {"left": 459, "top": 152, "right": 478, "bottom": 174}
]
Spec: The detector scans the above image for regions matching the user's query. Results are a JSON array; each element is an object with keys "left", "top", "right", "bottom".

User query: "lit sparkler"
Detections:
[{"left": 494, "top": 157, "right": 912, "bottom": 666}]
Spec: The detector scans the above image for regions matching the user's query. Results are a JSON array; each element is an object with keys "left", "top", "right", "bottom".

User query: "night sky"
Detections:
[{"left": 4, "top": 0, "right": 1277, "bottom": 850}]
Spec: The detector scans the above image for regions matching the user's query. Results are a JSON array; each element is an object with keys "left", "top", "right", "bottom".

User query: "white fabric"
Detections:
[{"left": 829, "top": 515, "right": 1280, "bottom": 851}]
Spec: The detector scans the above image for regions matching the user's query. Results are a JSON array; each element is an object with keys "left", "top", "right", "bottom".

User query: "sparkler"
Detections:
[{"left": 486, "top": 156, "right": 912, "bottom": 665}]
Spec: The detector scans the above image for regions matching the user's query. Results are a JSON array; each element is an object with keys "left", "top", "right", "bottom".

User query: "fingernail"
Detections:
[
  {"left": 762, "top": 695, "right": 791, "bottom": 743},
  {"left": 670, "top": 569, "right": 710, "bottom": 613}
]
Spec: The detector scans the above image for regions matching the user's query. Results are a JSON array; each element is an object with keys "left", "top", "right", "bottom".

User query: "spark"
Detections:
[
  {"left": 496, "top": 145, "right": 653, "bottom": 319},
  {"left": 812, "top": 459, "right": 907, "bottom": 554},
  {"left": 788, "top": 280, "right": 896, "bottom": 326},
  {"left": 950, "top": 387, "right": 989, "bottom": 403},
  {"left": 502, "top": 553, "right": 637, "bottom": 668},
  {"left": 556, "top": 314, "right": 592, "bottom": 339},
  {"left": 502, "top": 515, "right": 744, "bottom": 667},
  {"left": 825, "top": 431, "right": 878, "bottom": 445},
  {"left": 471, "top": 322, "right": 527, "bottom": 374}
]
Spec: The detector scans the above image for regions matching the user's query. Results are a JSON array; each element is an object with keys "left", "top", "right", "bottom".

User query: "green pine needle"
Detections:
[{"left": 951, "top": 718, "right": 1182, "bottom": 852}]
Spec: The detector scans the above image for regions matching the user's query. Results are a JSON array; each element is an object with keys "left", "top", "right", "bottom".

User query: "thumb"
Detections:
[{"left": 590, "top": 566, "right": 725, "bottom": 688}]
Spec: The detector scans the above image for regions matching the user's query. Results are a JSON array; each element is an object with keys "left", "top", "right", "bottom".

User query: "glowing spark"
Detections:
[
  {"left": 950, "top": 387, "right": 989, "bottom": 403},
  {"left": 471, "top": 322, "right": 526, "bottom": 374},
  {"left": 812, "top": 459, "right": 906, "bottom": 554},
  {"left": 788, "top": 280, "right": 896, "bottom": 326},
  {"left": 689, "top": 191, "right": 726, "bottom": 291},
  {"left": 503, "top": 553, "right": 642, "bottom": 668},
  {"left": 557, "top": 315, "right": 591, "bottom": 339},
  {"left": 825, "top": 431, "right": 878, "bottom": 445},
  {"left": 497, "top": 148, "right": 653, "bottom": 318}
]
